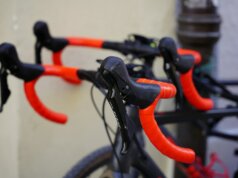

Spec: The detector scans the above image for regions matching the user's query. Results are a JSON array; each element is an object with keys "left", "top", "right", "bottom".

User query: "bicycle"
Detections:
[
  {"left": 0, "top": 43, "right": 198, "bottom": 178},
  {"left": 32, "top": 21, "right": 238, "bottom": 177},
  {"left": 33, "top": 21, "right": 212, "bottom": 111}
]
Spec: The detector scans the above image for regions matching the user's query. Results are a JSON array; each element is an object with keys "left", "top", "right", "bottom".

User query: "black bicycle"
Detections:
[
  {"left": 1, "top": 43, "right": 200, "bottom": 178},
  {"left": 32, "top": 21, "right": 238, "bottom": 178}
]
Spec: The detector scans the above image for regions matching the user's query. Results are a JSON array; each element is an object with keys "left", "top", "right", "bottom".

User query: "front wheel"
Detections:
[
  {"left": 63, "top": 145, "right": 155, "bottom": 178},
  {"left": 64, "top": 146, "right": 113, "bottom": 178}
]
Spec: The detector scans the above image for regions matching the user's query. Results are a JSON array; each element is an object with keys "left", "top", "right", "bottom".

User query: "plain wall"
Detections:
[{"left": 0, "top": 0, "right": 176, "bottom": 178}]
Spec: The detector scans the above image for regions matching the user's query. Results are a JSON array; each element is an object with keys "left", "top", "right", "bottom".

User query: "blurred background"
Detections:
[{"left": 0, "top": 0, "right": 237, "bottom": 178}]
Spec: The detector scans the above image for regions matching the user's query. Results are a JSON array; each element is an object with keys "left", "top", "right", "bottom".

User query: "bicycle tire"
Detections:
[
  {"left": 63, "top": 145, "right": 154, "bottom": 178},
  {"left": 64, "top": 146, "right": 112, "bottom": 178}
]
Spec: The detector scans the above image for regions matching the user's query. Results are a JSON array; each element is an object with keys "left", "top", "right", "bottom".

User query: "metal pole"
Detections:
[{"left": 175, "top": 0, "right": 221, "bottom": 177}]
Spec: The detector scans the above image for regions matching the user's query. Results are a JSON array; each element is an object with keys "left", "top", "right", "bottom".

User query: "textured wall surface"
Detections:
[{"left": 0, "top": 0, "right": 176, "bottom": 178}]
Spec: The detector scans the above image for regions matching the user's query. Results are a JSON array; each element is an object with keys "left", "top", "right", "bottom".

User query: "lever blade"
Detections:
[{"left": 106, "top": 85, "right": 131, "bottom": 154}]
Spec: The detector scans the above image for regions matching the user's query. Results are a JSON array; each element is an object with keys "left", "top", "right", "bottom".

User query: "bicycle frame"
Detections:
[{"left": 109, "top": 106, "right": 166, "bottom": 178}]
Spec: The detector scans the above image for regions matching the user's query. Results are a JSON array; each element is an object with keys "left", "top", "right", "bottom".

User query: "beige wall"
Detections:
[{"left": 0, "top": 0, "right": 176, "bottom": 177}]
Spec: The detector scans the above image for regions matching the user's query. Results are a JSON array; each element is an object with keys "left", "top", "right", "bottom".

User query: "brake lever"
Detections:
[
  {"left": 106, "top": 85, "right": 131, "bottom": 154},
  {"left": 100, "top": 69, "right": 131, "bottom": 154},
  {"left": 0, "top": 66, "right": 11, "bottom": 112},
  {"left": 163, "top": 60, "right": 183, "bottom": 109},
  {"left": 159, "top": 38, "right": 185, "bottom": 109}
]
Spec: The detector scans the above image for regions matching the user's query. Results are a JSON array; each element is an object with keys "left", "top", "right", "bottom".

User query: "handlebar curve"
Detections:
[
  {"left": 0, "top": 42, "right": 82, "bottom": 124},
  {"left": 159, "top": 38, "right": 213, "bottom": 111},
  {"left": 24, "top": 80, "right": 67, "bottom": 124},
  {"left": 178, "top": 49, "right": 214, "bottom": 111},
  {"left": 137, "top": 78, "right": 195, "bottom": 163},
  {"left": 24, "top": 65, "right": 81, "bottom": 124}
]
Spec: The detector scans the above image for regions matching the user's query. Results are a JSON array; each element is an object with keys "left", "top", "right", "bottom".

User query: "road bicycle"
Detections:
[
  {"left": 32, "top": 21, "right": 238, "bottom": 177},
  {"left": 33, "top": 21, "right": 213, "bottom": 110},
  {"left": 0, "top": 43, "right": 199, "bottom": 178}
]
